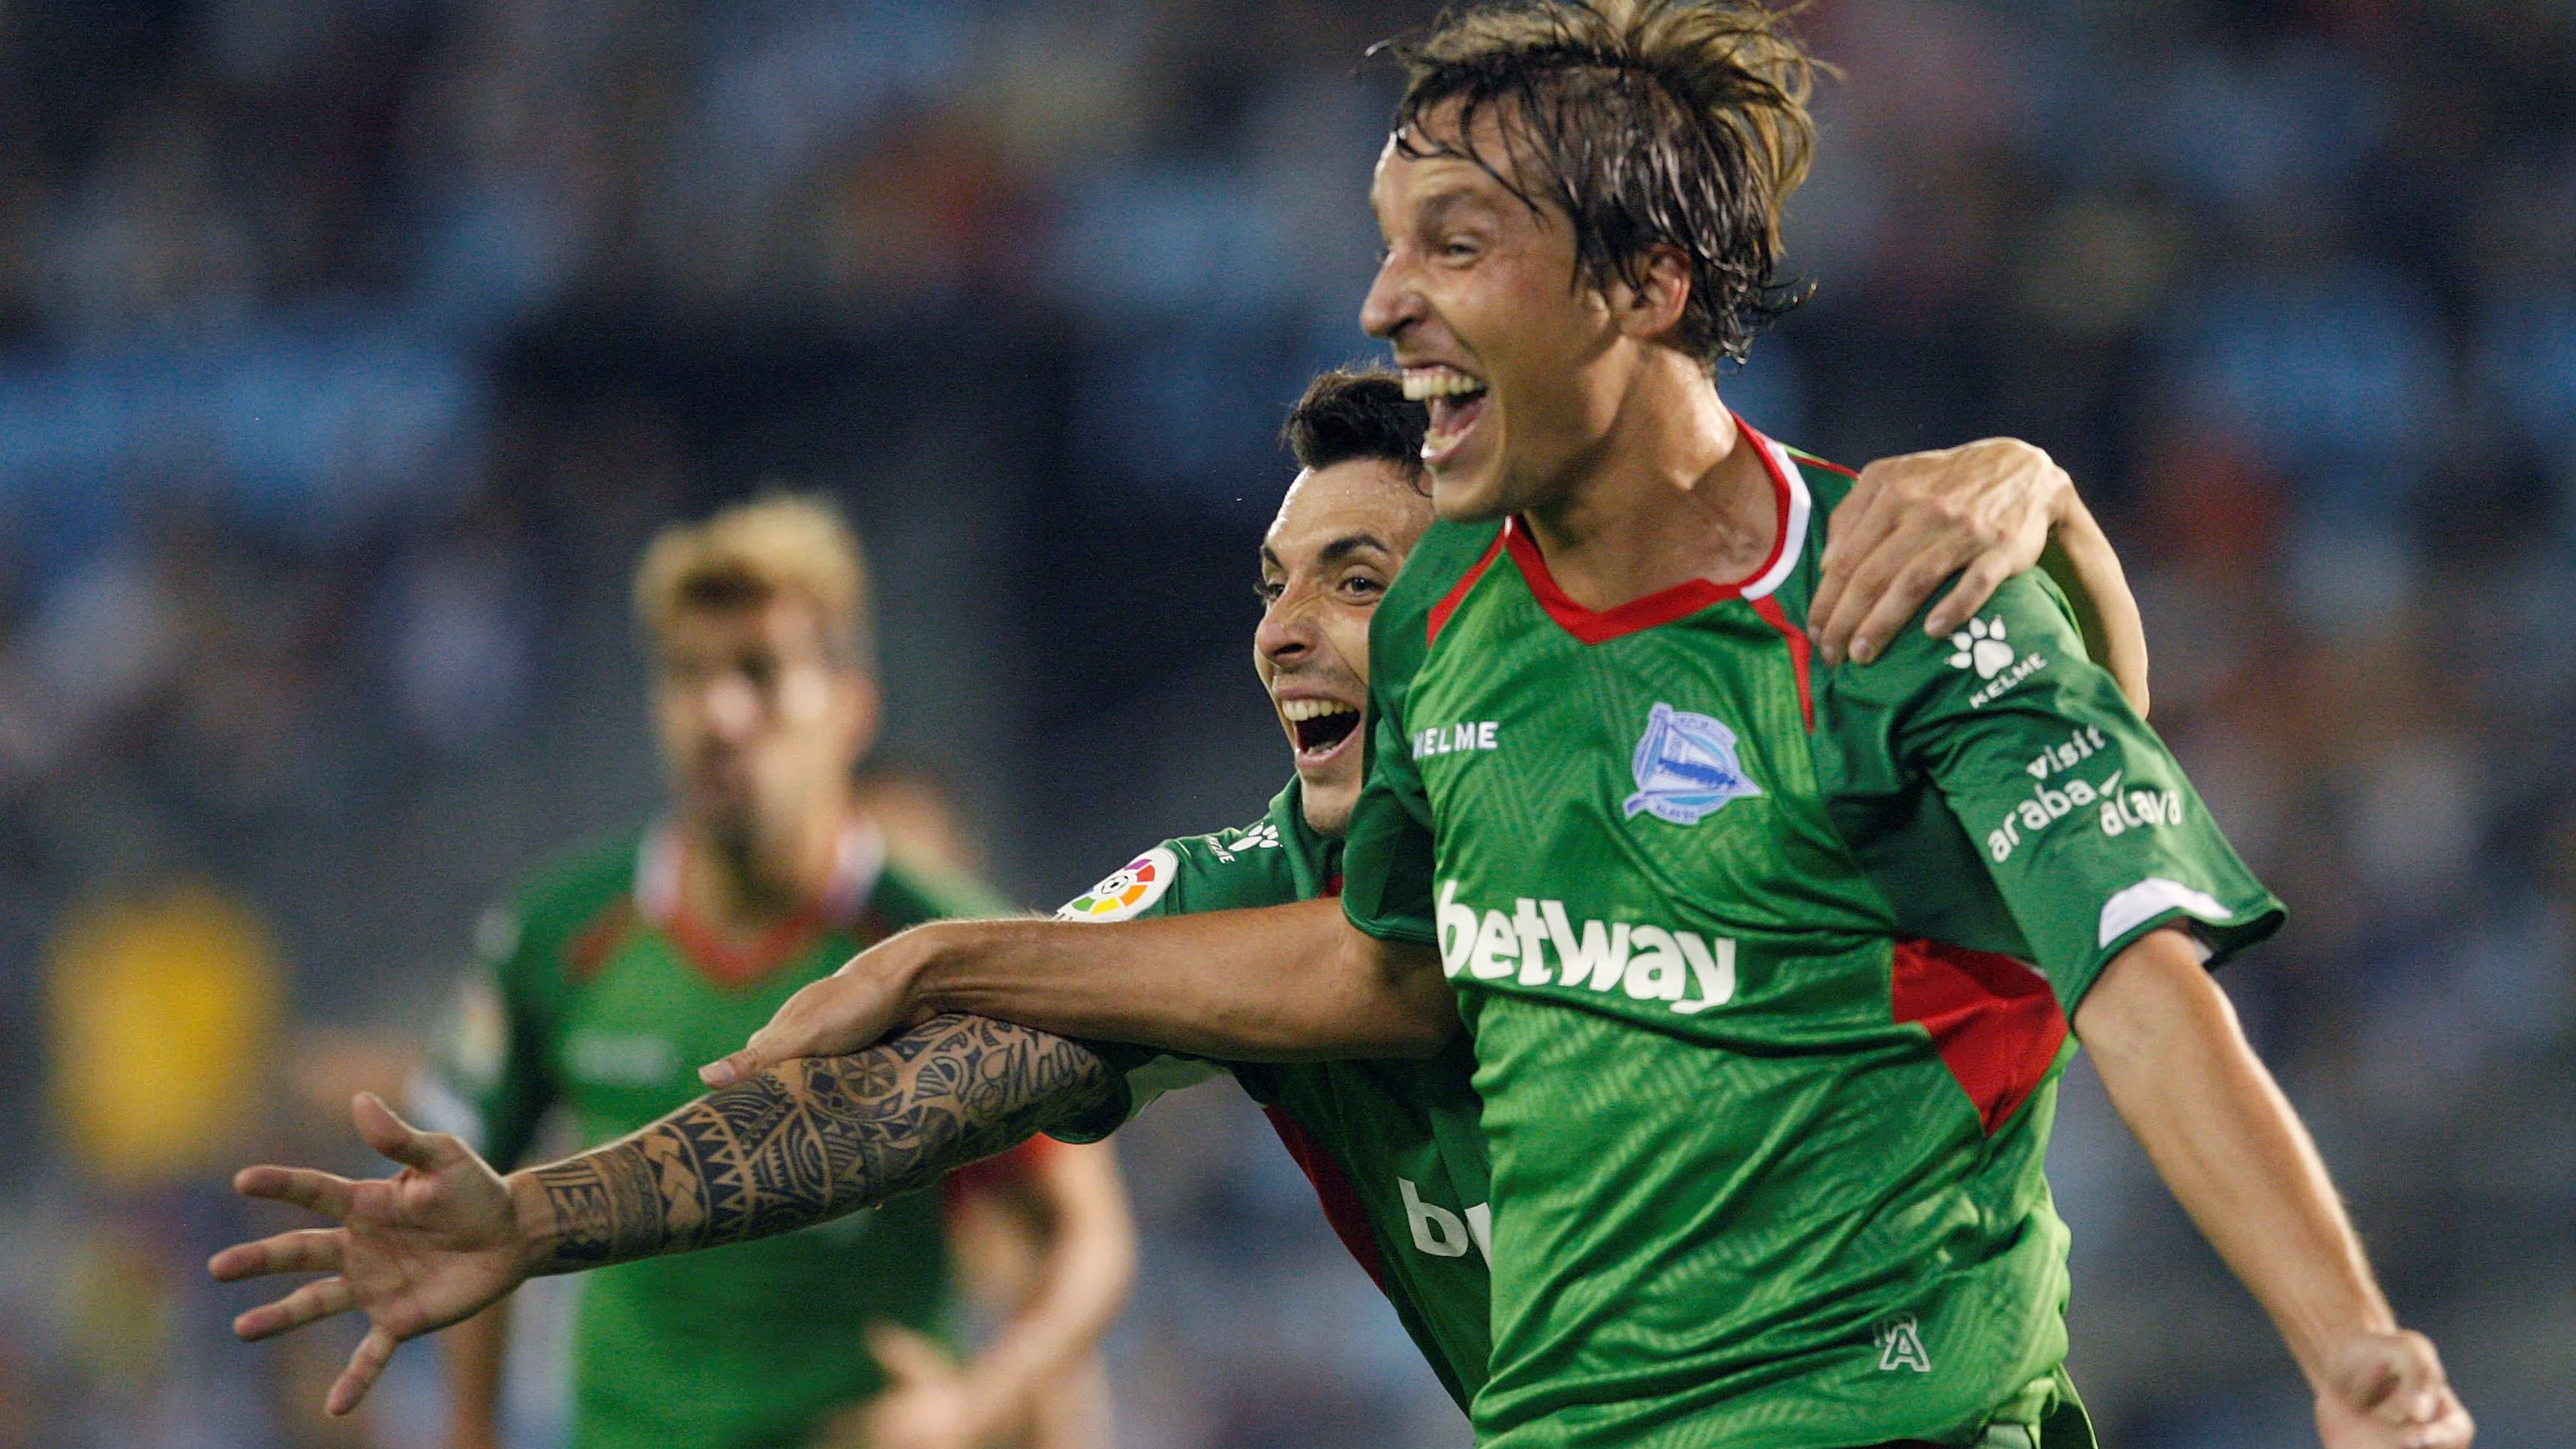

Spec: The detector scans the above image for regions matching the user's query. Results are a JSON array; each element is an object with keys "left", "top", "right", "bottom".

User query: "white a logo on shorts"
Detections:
[{"left": 1875, "top": 1315, "right": 1933, "bottom": 1373}]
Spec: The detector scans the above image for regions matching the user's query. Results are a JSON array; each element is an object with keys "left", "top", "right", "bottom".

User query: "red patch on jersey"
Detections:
[
  {"left": 1427, "top": 529, "right": 1509, "bottom": 646},
  {"left": 564, "top": 900, "right": 639, "bottom": 985},
  {"left": 1747, "top": 594, "right": 1814, "bottom": 731},
  {"left": 665, "top": 903, "right": 835, "bottom": 992},
  {"left": 1889, "top": 939, "right": 2067, "bottom": 1135},
  {"left": 1263, "top": 1107, "right": 1387, "bottom": 1293}
]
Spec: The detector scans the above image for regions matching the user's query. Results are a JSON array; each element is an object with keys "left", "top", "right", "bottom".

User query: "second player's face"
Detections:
[
  {"left": 1360, "top": 103, "right": 1630, "bottom": 522},
  {"left": 652, "top": 598, "right": 878, "bottom": 849},
  {"left": 1255, "top": 459, "right": 1434, "bottom": 836}
]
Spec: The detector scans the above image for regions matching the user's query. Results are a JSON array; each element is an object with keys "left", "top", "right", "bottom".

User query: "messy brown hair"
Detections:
[{"left": 1380, "top": 0, "right": 1822, "bottom": 366}]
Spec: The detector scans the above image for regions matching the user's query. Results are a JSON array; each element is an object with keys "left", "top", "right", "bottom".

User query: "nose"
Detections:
[
  {"left": 1360, "top": 246, "right": 1422, "bottom": 341},
  {"left": 701, "top": 675, "right": 763, "bottom": 742},
  {"left": 1255, "top": 585, "right": 1319, "bottom": 667}
]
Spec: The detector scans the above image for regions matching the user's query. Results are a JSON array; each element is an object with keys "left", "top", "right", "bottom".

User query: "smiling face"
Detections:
[
  {"left": 1255, "top": 458, "right": 1436, "bottom": 835},
  {"left": 1360, "top": 104, "right": 1645, "bottom": 522}
]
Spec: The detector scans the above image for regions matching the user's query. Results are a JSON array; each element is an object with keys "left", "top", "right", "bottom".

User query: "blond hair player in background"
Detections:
[{"left": 413, "top": 494, "right": 1133, "bottom": 1449}]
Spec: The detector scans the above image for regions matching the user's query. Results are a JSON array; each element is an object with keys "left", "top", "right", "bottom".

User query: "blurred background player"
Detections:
[{"left": 408, "top": 495, "right": 1133, "bottom": 1449}]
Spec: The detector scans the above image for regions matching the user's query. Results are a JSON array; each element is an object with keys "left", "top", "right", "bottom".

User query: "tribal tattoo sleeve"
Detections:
[{"left": 525, "top": 1014, "right": 1117, "bottom": 1270}]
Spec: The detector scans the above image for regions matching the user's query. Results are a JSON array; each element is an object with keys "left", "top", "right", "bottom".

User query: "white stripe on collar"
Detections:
[
  {"left": 1740, "top": 431, "right": 1813, "bottom": 603},
  {"left": 635, "top": 817, "right": 886, "bottom": 929}
]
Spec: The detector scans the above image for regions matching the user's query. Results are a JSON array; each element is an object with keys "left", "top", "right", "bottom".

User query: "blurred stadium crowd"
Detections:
[{"left": 0, "top": 0, "right": 2570, "bottom": 1445}]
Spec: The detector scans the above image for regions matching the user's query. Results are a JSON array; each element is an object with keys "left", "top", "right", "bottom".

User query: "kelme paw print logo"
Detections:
[{"left": 1949, "top": 616, "right": 2015, "bottom": 679}]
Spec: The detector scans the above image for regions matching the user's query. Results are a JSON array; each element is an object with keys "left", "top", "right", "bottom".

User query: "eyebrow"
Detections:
[
  {"left": 1414, "top": 186, "right": 1497, "bottom": 233},
  {"left": 1315, "top": 534, "right": 1393, "bottom": 568}
]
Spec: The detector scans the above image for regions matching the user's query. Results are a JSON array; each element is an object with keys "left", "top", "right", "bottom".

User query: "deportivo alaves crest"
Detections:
[{"left": 1624, "top": 702, "right": 1762, "bottom": 826}]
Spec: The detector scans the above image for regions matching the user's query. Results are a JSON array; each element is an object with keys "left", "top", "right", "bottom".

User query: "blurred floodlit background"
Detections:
[{"left": 0, "top": 0, "right": 2571, "bottom": 1445}]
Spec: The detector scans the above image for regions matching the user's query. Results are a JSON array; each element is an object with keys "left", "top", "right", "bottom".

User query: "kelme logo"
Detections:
[
  {"left": 1948, "top": 615, "right": 2017, "bottom": 679},
  {"left": 1624, "top": 702, "right": 1761, "bottom": 826}
]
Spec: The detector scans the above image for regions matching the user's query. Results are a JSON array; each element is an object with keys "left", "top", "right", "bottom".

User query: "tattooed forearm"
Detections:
[{"left": 525, "top": 1013, "right": 1117, "bottom": 1271}]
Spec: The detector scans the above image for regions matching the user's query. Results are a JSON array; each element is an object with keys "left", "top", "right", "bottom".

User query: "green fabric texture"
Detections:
[
  {"left": 1340, "top": 433, "right": 2278, "bottom": 1449},
  {"left": 1045, "top": 780, "right": 1497, "bottom": 1410},
  {"left": 423, "top": 828, "right": 1010, "bottom": 1449}
]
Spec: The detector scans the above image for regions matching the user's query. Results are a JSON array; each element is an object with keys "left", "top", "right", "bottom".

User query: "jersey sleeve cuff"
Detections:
[
  {"left": 1041, "top": 1042, "right": 1228, "bottom": 1144},
  {"left": 2068, "top": 880, "right": 2287, "bottom": 1009},
  {"left": 1342, "top": 894, "right": 1438, "bottom": 947}
]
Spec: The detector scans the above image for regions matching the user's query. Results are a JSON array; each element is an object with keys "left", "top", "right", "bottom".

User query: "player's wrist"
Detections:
[
  {"left": 2287, "top": 1300, "right": 2404, "bottom": 1393},
  {"left": 502, "top": 1170, "right": 561, "bottom": 1277},
  {"left": 901, "top": 917, "right": 991, "bottom": 1020}
]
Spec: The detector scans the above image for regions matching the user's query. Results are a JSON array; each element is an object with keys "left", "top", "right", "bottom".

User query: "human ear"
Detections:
[{"left": 1610, "top": 245, "right": 1693, "bottom": 341}]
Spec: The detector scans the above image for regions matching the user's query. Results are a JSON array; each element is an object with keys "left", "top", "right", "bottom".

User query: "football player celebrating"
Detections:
[
  {"left": 211, "top": 362, "right": 2149, "bottom": 1431},
  {"left": 699, "top": 5, "right": 2470, "bottom": 1448}
]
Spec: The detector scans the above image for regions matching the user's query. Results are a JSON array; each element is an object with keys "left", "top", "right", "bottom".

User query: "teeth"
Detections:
[
  {"left": 1279, "top": 699, "right": 1359, "bottom": 722},
  {"left": 1401, "top": 368, "right": 1485, "bottom": 401}
]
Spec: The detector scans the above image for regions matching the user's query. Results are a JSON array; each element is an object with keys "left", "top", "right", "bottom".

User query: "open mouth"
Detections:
[
  {"left": 1403, "top": 366, "right": 1488, "bottom": 464},
  {"left": 1280, "top": 696, "right": 1362, "bottom": 761}
]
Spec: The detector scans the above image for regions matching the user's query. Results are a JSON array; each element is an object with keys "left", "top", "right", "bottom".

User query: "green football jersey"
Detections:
[
  {"left": 417, "top": 821, "right": 1012, "bottom": 1449},
  {"left": 1341, "top": 425, "right": 2284, "bottom": 1449},
  {"left": 1046, "top": 780, "right": 1497, "bottom": 1410}
]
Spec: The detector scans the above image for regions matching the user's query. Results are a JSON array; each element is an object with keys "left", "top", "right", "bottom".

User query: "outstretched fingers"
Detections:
[
  {"left": 233, "top": 1164, "right": 357, "bottom": 1219},
  {"left": 326, "top": 1325, "right": 403, "bottom": 1417},
  {"left": 232, "top": 1274, "right": 356, "bottom": 1341},
  {"left": 209, "top": 1228, "right": 345, "bottom": 1282},
  {"left": 350, "top": 1090, "right": 457, "bottom": 1173}
]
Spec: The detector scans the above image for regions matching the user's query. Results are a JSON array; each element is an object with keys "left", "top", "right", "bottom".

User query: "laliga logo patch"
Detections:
[
  {"left": 1624, "top": 702, "right": 1761, "bottom": 826},
  {"left": 1058, "top": 847, "right": 1179, "bottom": 921}
]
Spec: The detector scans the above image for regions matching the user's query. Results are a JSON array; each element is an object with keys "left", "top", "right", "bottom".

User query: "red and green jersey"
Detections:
[
  {"left": 1341, "top": 422, "right": 2283, "bottom": 1449},
  {"left": 416, "top": 821, "right": 1011, "bottom": 1449},
  {"left": 1046, "top": 780, "right": 1497, "bottom": 1411}
]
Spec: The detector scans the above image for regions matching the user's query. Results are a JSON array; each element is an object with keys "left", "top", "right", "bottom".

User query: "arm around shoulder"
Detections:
[
  {"left": 708, "top": 898, "right": 1455, "bottom": 1086},
  {"left": 915, "top": 898, "right": 1455, "bottom": 1063}
]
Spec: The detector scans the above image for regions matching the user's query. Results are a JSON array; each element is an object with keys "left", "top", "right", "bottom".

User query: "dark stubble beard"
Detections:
[{"left": 706, "top": 811, "right": 805, "bottom": 917}]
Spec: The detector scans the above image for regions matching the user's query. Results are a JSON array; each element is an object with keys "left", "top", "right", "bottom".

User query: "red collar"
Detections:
[
  {"left": 1502, "top": 415, "right": 1812, "bottom": 645},
  {"left": 635, "top": 819, "right": 886, "bottom": 990}
]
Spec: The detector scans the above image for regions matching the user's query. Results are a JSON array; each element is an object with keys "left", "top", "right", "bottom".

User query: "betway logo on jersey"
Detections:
[
  {"left": 1437, "top": 882, "right": 1735, "bottom": 1015},
  {"left": 1401, "top": 1177, "right": 1491, "bottom": 1263}
]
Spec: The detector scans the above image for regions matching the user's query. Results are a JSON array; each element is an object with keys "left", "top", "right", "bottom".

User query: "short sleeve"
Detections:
[
  {"left": 1877, "top": 574, "right": 2284, "bottom": 1014},
  {"left": 407, "top": 902, "right": 557, "bottom": 1168},
  {"left": 1340, "top": 652, "right": 1440, "bottom": 948},
  {"left": 1040, "top": 839, "right": 1238, "bottom": 1142}
]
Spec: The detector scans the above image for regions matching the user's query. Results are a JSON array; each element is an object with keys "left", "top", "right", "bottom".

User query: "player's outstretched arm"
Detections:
[
  {"left": 705, "top": 896, "right": 1452, "bottom": 1090},
  {"left": 212, "top": 1014, "right": 1119, "bottom": 1417},
  {"left": 2076, "top": 929, "right": 2472, "bottom": 1449},
  {"left": 1808, "top": 437, "right": 2150, "bottom": 713}
]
